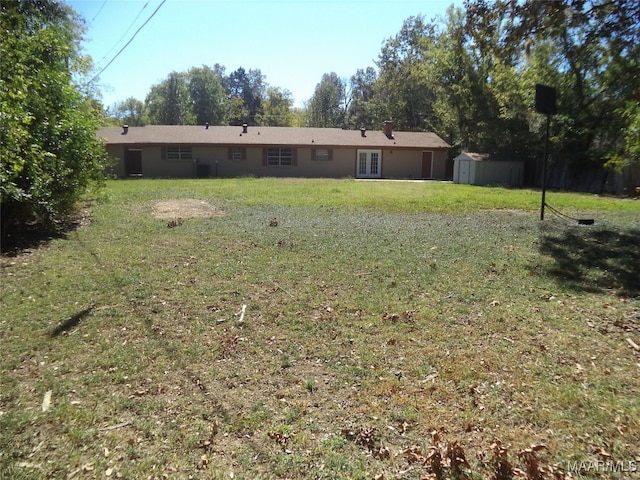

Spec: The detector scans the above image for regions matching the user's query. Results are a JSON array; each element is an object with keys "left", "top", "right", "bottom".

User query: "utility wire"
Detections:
[
  {"left": 91, "top": 0, "right": 108, "bottom": 23},
  {"left": 87, "top": 0, "right": 167, "bottom": 86},
  {"left": 97, "top": 1, "right": 151, "bottom": 65}
]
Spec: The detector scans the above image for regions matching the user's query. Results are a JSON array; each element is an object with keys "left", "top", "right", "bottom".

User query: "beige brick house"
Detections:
[{"left": 98, "top": 122, "right": 450, "bottom": 180}]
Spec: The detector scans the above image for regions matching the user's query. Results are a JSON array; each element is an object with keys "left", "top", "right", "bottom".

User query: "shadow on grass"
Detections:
[
  {"left": 1, "top": 203, "right": 92, "bottom": 257},
  {"left": 50, "top": 307, "right": 93, "bottom": 337},
  {"left": 539, "top": 225, "right": 640, "bottom": 297}
]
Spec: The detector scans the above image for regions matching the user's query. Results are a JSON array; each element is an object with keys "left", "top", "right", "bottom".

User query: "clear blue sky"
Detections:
[{"left": 66, "top": 0, "right": 461, "bottom": 109}]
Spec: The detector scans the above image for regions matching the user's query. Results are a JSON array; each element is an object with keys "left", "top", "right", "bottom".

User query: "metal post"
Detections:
[{"left": 540, "top": 113, "right": 550, "bottom": 220}]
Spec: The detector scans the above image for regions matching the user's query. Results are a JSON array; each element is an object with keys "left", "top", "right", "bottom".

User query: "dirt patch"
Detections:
[{"left": 152, "top": 199, "right": 224, "bottom": 219}]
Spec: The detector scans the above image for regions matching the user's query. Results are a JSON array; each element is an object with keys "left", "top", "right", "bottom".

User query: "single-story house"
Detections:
[
  {"left": 453, "top": 152, "right": 525, "bottom": 187},
  {"left": 98, "top": 122, "right": 450, "bottom": 180}
]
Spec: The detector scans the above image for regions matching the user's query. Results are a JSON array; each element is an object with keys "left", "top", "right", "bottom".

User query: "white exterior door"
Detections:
[{"left": 356, "top": 149, "right": 382, "bottom": 178}]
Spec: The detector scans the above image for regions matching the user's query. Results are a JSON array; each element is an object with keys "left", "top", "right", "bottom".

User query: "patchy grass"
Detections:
[{"left": 1, "top": 178, "right": 639, "bottom": 479}]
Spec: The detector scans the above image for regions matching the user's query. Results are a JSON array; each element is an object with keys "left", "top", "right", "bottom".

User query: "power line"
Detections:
[
  {"left": 97, "top": 1, "right": 151, "bottom": 66},
  {"left": 91, "top": 0, "right": 108, "bottom": 23},
  {"left": 87, "top": 0, "right": 167, "bottom": 86}
]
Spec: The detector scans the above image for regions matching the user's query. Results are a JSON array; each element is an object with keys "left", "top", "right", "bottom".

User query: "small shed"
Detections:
[{"left": 453, "top": 152, "right": 524, "bottom": 187}]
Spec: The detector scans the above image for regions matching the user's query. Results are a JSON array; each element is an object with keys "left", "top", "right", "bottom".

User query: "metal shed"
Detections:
[{"left": 453, "top": 152, "right": 524, "bottom": 187}]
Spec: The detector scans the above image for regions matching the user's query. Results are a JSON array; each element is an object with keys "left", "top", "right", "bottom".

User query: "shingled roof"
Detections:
[{"left": 98, "top": 125, "right": 450, "bottom": 150}]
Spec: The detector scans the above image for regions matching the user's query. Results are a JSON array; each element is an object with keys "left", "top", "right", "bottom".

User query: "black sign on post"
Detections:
[
  {"left": 536, "top": 84, "right": 557, "bottom": 115},
  {"left": 536, "top": 84, "right": 556, "bottom": 220}
]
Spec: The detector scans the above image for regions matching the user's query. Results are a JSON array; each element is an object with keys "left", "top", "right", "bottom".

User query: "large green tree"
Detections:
[
  {"left": 188, "top": 65, "right": 227, "bottom": 126},
  {"left": 374, "top": 16, "right": 438, "bottom": 131},
  {"left": 109, "top": 97, "right": 145, "bottom": 126},
  {"left": 261, "top": 87, "right": 294, "bottom": 126},
  {"left": 226, "top": 67, "right": 266, "bottom": 125},
  {"left": 1, "top": 0, "right": 108, "bottom": 237},
  {"left": 145, "top": 71, "right": 193, "bottom": 125},
  {"left": 307, "top": 72, "right": 346, "bottom": 128},
  {"left": 346, "top": 67, "right": 378, "bottom": 130},
  {"left": 465, "top": 0, "right": 640, "bottom": 186}
]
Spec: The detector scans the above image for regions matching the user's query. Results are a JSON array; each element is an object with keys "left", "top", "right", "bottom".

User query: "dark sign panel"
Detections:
[{"left": 535, "top": 84, "right": 557, "bottom": 115}]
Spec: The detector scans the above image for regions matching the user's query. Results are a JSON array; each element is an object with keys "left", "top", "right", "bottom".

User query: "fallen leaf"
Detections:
[{"left": 373, "top": 445, "right": 391, "bottom": 460}]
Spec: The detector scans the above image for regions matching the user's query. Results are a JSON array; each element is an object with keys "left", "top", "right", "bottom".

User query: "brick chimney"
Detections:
[{"left": 383, "top": 120, "right": 393, "bottom": 139}]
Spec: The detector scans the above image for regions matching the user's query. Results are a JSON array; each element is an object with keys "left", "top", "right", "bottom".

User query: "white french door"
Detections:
[{"left": 356, "top": 149, "right": 382, "bottom": 178}]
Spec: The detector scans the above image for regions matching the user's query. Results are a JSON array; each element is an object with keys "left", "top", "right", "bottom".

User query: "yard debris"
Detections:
[
  {"left": 446, "top": 441, "right": 471, "bottom": 479},
  {"left": 398, "top": 435, "right": 570, "bottom": 480},
  {"left": 518, "top": 444, "right": 548, "bottom": 480},
  {"left": 269, "top": 217, "right": 278, "bottom": 227},
  {"left": 166, "top": 218, "right": 184, "bottom": 228},
  {"left": 424, "top": 446, "right": 444, "bottom": 479},
  {"left": 374, "top": 445, "right": 391, "bottom": 460},
  {"left": 401, "top": 445, "right": 425, "bottom": 464},
  {"left": 490, "top": 440, "right": 514, "bottom": 480},
  {"left": 197, "top": 420, "right": 218, "bottom": 450},
  {"left": 342, "top": 425, "right": 391, "bottom": 460},
  {"left": 268, "top": 431, "right": 291, "bottom": 451},
  {"left": 41, "top": 390, "right": 52, "bottom": 412},
  {"left": 99, "top": 421, "right": 131, "bottom": 431},
  {"left": 238, "top": 304, "right": 247, "bottom": 324},
  {"left": 625, "top": 337, "right": 640, "bottom": 351},
  {"left": 382, "top": 311, "right": 414, "bottom": 323}
]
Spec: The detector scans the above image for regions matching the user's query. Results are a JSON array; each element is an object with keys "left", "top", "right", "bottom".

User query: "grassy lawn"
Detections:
[{"left": 1, "top": 178, "right": 639, "bottom": 479}]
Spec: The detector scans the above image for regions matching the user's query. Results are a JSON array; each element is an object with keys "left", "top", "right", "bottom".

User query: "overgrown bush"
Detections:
[{"left": 0, "top": 0, "right": 109, "bottom": 238}]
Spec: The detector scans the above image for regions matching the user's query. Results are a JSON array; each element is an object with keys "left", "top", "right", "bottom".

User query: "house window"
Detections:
[
  {"left": 267, "top": 148, "right": 293, "bottom": 167},
  {"left": 167, "top": 147, "right": 192, "bottom": 161},
  {"left": 370, "top": 152, "right": 379, "bottom": 174},
  {"left": 314, "top": 148, "right": 330, "bottom": 161},
  {"left": 228, "top": 147, "right": 246, "bottom": 161},
  {"left": 358, "top": 152, "right": 368, "bottom": 175}
]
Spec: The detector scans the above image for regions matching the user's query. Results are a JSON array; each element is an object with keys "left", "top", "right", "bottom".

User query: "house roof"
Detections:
[{"left": 98, "top": 125, "right": 450, "bottom": 150}]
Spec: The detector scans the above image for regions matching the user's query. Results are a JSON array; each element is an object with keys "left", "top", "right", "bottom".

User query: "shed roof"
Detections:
[
  {"left": 454, "top": 152, "right": 522, "bottom": 163},
  {"left": 98, "top": 125, "right": 450, "bottom": 150}
]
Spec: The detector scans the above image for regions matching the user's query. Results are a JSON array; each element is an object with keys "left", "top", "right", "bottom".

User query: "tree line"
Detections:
[
  {"left": 108, "top": 65, "right": 297, "bottom": 128},
  {"left": 110, "top": 0, "right": 639, "bottom": 190},
  {"left": 2, "top": 0, "right": 639, "bottom": 238}
]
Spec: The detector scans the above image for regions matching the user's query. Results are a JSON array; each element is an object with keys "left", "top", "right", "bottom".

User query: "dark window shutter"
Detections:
[
  {"left": 262, "top": 148, "right": 267, "bottom": 166},
  {"left": 227, "top": 147, "right": 232, "bottom": 160},
  {"left": 328, "top": 149, "right": 333, "bottom": 161},
  {"left": 292, "top": 148, "right": 298, "bottom": 166},
  {"left": 311, "top": 148, "right": 316, "bottom": 160},
  {"left": 241, "top": 147, "right": 247, "bottom": 160},
  {"left": 161, "top": 147, "right": 166, "bottom": 160}
]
